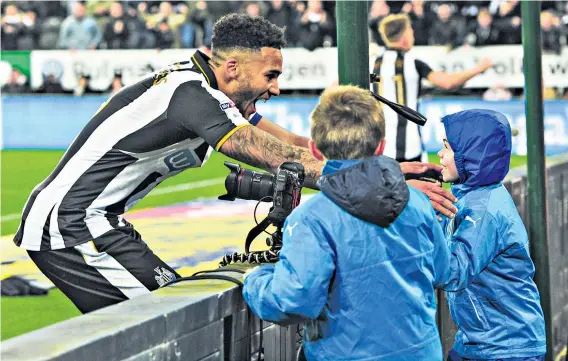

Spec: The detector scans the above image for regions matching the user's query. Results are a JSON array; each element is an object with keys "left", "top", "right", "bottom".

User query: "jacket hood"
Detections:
[
  {"left": 442, "top": 109, "right": 511, "bottom": 189},
  {"left": 318, "top": 156, "right": 409, "bottom": 228}
]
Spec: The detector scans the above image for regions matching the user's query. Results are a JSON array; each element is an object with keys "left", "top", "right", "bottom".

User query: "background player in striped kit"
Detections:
[{"left": 373, "top": 14, "right": 492, "bottom": 162}]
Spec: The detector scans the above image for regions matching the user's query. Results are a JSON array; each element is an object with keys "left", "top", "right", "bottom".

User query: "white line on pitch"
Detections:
[{"left": 1, "top": 178, "right": 226, "bottom": 222}]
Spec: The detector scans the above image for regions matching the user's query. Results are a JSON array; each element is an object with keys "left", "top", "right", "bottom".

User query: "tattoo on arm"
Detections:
[{"left": 220, "top": 125, "right": 322, "bottom": 190}]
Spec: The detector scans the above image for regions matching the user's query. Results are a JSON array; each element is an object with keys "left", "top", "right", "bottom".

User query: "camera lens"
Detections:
[
  {"left": 237, "top": 168, "right": 274, "bottom": 201},
  {"left": 219, "top": 162, "right": 274, "bottom": 202}
]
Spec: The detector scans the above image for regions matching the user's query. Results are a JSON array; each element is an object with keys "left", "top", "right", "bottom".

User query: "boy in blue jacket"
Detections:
[
  {"left": 437, "top": 109, "right": 546, "bottom": 361},
  {"left": 242, "top": 85, "right": 451, "bottom": 361}
]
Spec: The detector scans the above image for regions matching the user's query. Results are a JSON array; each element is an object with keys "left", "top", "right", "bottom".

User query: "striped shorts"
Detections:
[{"left": 27, "top": 226, "right": 180, "bottom": 313}]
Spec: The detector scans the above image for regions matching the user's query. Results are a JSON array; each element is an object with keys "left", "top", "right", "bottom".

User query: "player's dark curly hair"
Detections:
[{"left": 212, "top": 14, "right": 286, "bottom": 51}]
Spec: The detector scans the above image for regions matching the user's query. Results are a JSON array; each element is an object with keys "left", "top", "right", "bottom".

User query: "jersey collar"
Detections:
[
  {"left": 384, "top": 46, "right": 407, "bottom": 54},
  {"left": 191, "top": 51, "right": 219, "bottom": 90}
]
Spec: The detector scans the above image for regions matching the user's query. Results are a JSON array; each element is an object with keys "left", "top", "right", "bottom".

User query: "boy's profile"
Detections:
[
  {"left": 242, "top": 85, "right": 451, "bottom": 361},
  {"left": 437, "top": 109, "right": 546, "bottom": 361}
]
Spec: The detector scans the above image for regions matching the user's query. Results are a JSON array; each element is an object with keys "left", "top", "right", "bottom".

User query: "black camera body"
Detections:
[
  {"left": 219, "top": 161, "right": 305, "bottom": 227},
  {"left": 267, "top": 162, "right": 305, "bottom": 226},
  {"left": 218, "top": 161, "right": 305, "bottom": 265}
]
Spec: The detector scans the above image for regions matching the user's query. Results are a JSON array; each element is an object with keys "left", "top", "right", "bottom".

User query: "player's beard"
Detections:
[{"left": 233, "top": 81, "right": 259, "bottom": 119}]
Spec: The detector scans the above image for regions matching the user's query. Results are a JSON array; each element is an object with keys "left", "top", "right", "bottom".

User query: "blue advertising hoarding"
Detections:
[
  {"left": 2, "top": 95, "right": 567, "bottom": 155},
  {"left": 418, "top": 98, "right": 568, "bottom": 156}
]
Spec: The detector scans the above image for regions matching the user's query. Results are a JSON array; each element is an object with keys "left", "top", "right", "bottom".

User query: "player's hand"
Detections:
[
  {"left": 476, "top": 58, "right": 493, "bottom": 73},
  {"left": 406, "top": 179, "right": 457, "bottom": 219},
  {"left": 400, "top": 161, "right": 443, "bottom": 181}
]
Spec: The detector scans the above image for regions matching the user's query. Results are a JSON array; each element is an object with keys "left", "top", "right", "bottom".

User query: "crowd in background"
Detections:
[
  {"left": 1, "top": 0, "right": 567, "bottom": 98},
  {"left": 2, "top": 0, "right": 567, "bottom": 51}
]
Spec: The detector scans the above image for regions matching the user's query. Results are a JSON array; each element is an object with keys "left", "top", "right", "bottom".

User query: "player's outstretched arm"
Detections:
[
  {"left": 255, "top": 116, "right": 310, "bottom": 148},
  {"left": 219, "top": 125, "right": 322, "bottom": 190}
]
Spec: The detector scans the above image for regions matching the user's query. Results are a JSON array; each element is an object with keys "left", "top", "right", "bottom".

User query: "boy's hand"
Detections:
[{"left": 406, "top": 179, "right": 458, "bottom": 219}]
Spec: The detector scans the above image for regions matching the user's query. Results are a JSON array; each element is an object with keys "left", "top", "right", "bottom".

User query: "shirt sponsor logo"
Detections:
[{"left": 219, "top": 101, "right": 235, "bottom": 111}]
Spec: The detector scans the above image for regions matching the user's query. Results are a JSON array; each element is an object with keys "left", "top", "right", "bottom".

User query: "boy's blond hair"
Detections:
[
  {"left": 379, "top": 14, "right": 411, "bottom": 45},
  {"left": 310, "top": 85, "right": 385, "bottom": 160}
]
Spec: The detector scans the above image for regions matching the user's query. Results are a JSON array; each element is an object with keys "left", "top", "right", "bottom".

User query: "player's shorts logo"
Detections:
[{"left": 154, "top": 266, "right": 175, "bottom": 287}]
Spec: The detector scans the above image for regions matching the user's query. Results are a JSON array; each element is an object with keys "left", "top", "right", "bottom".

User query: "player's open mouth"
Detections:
[{"left": 250, "top": 97, "right": 267, "bottom": 114}]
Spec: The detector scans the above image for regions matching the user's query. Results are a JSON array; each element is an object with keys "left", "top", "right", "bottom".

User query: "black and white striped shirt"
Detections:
[
  {"left": 372, "top": 48, "right": 433, "bottom": 162},
  {"left": 15, "top": 51, "right": 251, "bottom": 251}
]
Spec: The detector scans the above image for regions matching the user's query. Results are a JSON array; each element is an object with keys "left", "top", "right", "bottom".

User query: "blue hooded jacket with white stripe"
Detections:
[
  {"left": 243, "top": 155, "right": 451, "bottom": 361},
  {"left": 439, "top": 109, "right": 546, "bottom": 359}
]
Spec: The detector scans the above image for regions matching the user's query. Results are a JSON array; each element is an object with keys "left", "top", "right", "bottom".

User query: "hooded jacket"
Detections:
[
  {"left": 243, "top": 156, "right": 450, "bottom": 361},
  {"left": 439, "top": 109, "right": 546, "bottom": 359}
]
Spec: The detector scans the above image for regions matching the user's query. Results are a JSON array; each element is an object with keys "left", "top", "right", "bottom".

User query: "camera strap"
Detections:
[{"left": 245, "top": 216, "right": 272, "bottom": 254}]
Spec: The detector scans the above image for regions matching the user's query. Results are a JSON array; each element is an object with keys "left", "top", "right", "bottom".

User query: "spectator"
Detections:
[
  {"left": 266, "top": 0, "right": 298, "bottom": 45},
  {"left": 141, "top": 1, "right": 186, "bottom": 48},
  {"left": 28, "top": 0, "right": 67, "bottom": 19},
  {"left": 458, "top": 0, "right": 489, "bottom": 21},
  {"left": 18, "top": 10, "right": 39, "bottom": 49},
  {"left": 58, "top": 2, "right": 102, "bottom": 49},
  {"left": 182, "top": 1, "right": 213, "bottom": 48},
  {"left": 74, "top": 74, "right": 91, "bottom": 96},
  {"left": 439, "top": 109, "right": 546, "bottom": 361},
  {"left": 489, "top": 0, "right": 521, "bottom": 19},
  {"left": 107, "top": 71, "right": 124, "bottom": 96},
  {"left": 492, "top": 0, "right": 522, "bottom": 44},
  {"left": 153, "top": 19, "right": 175, "bottom": 49},
  {"left": 368, "top": 0, "right": 390, "bottom": 46},
  {"left": 124, "top": 4, "right": 154, "bottom": 49},
  {"left": 73, "top": 73, "right": 105, "bottom": 96},
  {"left": 85, "top": 0, "right": 114, "bottom": 29},
  {"left": 243, "top": 2, "right": 264, "bottom": 18},
  {"left": 36, "top": 74, "right": 67, "bottom": 94},
  {"left": 243, "top": 85, "right": 452, "bottom": 361},
  {"left": 1, "top": 4, "right": 22, "bottom": 50},
  {"left": 541, "top": 11, "right": 562, "bottom": 54},
  {"left": 101, "top": 2, "right": 129, "bottom": 49},
  {"left": 465, "top": 8, "right": 501, "bottom": 46},
  {"left": 402, "top": 0, "right": 432, "bottom": 46},
  {"left": 266, "top": 0, "right": 290, "bottom": 28},
  {"left": 297, "top": 0, "right": 336, "bottom": 51},
  {"left": 428, "top": 3, "right": 466, "bottom": 48},
  {"left": 205, "top": 1, "right": 241, "bottom": 23},
  {"left": 2, "top": 68, "right": 30, "bottom": 94}
]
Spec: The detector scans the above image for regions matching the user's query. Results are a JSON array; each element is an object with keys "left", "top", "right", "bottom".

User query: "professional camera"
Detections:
[{"left": 218, "top": 161, "right": 305, "bottom": 266}]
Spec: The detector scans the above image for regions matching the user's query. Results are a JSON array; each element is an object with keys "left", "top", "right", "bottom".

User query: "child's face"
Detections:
[{"left": 438, "top": 139, "right": 459, "bottom": 183}]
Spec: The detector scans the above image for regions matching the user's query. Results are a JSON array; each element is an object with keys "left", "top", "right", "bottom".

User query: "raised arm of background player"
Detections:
[{"left": 421, "top": 58, "right": 493, "bottom": 90}]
